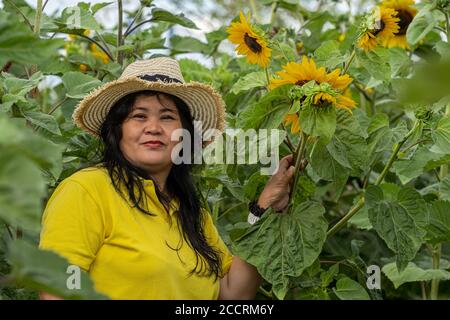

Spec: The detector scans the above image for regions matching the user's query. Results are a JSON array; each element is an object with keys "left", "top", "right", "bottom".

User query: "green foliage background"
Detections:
[{"left": 0, "top": 0, "right": 450, "bottom": 300}]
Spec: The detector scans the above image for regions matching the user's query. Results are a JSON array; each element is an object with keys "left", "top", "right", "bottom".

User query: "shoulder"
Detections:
[{"left": 64, "top": 165, "right": 112, "bottom": 191}]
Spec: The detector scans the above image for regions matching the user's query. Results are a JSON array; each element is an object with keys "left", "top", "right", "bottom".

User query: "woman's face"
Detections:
[{"left": 120, "top": 94, "right": 183, "bottom": 174}]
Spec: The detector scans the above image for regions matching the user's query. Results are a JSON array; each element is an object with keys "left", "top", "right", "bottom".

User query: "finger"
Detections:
[
  {"left": 286, "top": 165, "right": 295, "bottom": 179},
  {"left": 278, "top": 154, "right": 294, "bottom": 172}
]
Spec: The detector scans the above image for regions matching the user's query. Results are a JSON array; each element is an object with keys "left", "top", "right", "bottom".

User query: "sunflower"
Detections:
[
  {"left": 90, "top": 43, "right": 110, "bottom": 64},
  {"left": 270, "top": 56, "right": 357, "bottom": 133},
  {"left": 226, "top": 12, "right": 272, "bottom": 68},
  {"left": 284, "top": 114, "right": 301, "bottom": 134},
  {"left": 358, "top": 7, "right": 400, "bottom": 52},
  {"left": 381, "top": 0, "right": 417, "bottom": 49}
]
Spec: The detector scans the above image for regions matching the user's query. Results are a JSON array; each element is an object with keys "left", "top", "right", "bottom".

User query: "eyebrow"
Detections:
[{"left": 132, "top": 107, "right": 177, "bottom": 114}]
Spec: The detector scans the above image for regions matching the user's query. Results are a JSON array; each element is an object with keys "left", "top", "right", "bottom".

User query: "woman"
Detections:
[{"left": 39, "top": 57, "right": 295, "bottom": 300}]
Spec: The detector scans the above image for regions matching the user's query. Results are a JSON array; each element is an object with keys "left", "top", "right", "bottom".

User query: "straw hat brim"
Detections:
[{"left": 72, "top": 76, "right": 226, "bottom": 144}]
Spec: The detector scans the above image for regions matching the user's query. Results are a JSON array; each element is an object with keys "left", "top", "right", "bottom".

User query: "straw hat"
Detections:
[{"left": 73, "top": 57, "right": 226, "bottom": 145}]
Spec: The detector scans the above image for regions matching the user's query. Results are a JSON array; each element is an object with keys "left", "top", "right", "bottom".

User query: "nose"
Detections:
[{"left": 143, "top": 117, "right": 163, "bottom": 135}]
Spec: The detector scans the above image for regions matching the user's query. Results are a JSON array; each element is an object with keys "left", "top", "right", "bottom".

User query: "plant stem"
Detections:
[
  {"left": 288, "top": 131, "right": 308, "bottom": 214},
  {"left": 374, "top": 120, "right": 420, "bottom": 186},
  {"left": 440, "top": 9, "right": 450, "bottom": 42},
  {"left": 117, "top": 0, "right": 124, "bottom": 66},
  {"left": 33, "top": 0, "right": 43, "bottom": 35},
  {"left": 327, "top": 197, "right": 365, "bottom": 238},
  {"left": 4, "top": 0, "right": 34, "bottom": 31},
  {"left": 430, "top": 243, "right": 442, "bottom": 300},
  {"left": 42, "top": 0, "right": 49, "bottom": 12},
  {"left": 124, "top": 6, "right": 143, "bottom": 37},
  {"left": 270, "top": 2, "right": 278, "bottom": 25},
  {"left": 249, "top": 0, "right": 260, "bottom": 23},
  {"left": 219, "top": 202, "right": 246, "bottom": 218},
  {"left": 95, "top": 30, "right": 114, "bottom": 59},
  {"left": 342, "top": 48, "right": 356, "bottom": 75},
  {"left": 4, "top": 223, "right": 14, "bottom": 240},
  {"left": 80, "top": 34, "right": 115, "bottom": 62},
  {"left": 264, "top": 68, "right": 270, "bottom": 86},
  {"left": 124, "top": 19, "right": 155, "bottom": 37},
  {"left": 48, "top": 97, "right": 68, "bottom": 115},
  {"left": 421, "top": 281, "right": 427, "bottom": 300}
]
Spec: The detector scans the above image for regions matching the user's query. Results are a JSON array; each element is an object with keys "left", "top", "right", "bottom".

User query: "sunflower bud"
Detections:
[{"left": 414, "top": 108, "right": 433, "bottom": 122}]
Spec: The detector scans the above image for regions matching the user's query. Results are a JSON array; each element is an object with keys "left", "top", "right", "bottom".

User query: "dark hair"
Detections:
[{"left": 98, "top": 90, "right": 222, "bottom": 280}]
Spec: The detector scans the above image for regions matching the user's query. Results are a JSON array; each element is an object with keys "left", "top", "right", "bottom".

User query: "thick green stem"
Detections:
[
  {"left": 327, "top": 120, "right": 420, "bottom": 238},
  {"left": 430, "top": 243, "right": 442, "bottom": 300},
  {"left": 33, "top": 0, "right": 43, "bottom": 35},
  {"left": 249, "top": 0, "right": 260, "bottom": 23},
  {"left": 327, "top": 197, "right": 365, "bottom": 238},
  {"left": 342, "top": 49, "right": 356, "bottom": 75},
  {"left": 265, "top": 68, "right": 270, "bottom": 86},
  {"left": 269, "top": 2, "right": 278, "bottom": 25},
  {"left": 117, "top": 0, "right": 124, "bottom": 66},
  {"left": 288, "top": 131, "right": 308, "bottom": 215}
]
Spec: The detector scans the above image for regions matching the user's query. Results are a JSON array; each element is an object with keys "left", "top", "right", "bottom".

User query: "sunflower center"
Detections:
[
  {"left": 372, "top": 19, "right": 385, "bottom": 36},
  {"left": 396, "top": 10, "right": 413, "bottom": 35},
  {"left": 244, "top": 33, "right": 262, "bottom": 53},
  {"left": 295, "top": 80, "right": 309, "bottom": 86}
]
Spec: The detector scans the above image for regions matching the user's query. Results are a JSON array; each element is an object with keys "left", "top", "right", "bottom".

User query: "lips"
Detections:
[{"left": 142, "top": 140, "right": 165, "bottom": 147}]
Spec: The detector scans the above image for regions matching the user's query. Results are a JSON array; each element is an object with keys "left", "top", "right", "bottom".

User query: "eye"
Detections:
[
  {"left": 132, "top": 113, "right": 146, "bottom": 120},
  {"left": 161, "top": 115, "right": 175, "bottom": 120}
]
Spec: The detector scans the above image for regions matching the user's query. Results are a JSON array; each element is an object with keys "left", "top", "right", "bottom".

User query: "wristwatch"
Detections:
[{"left": 247, "top": 201, "right": 268, "bottom": 225}]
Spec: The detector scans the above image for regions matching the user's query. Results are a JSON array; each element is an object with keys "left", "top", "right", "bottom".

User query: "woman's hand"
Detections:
[{"left": 257, "top": 154, "right": 295, "bottom": 213}]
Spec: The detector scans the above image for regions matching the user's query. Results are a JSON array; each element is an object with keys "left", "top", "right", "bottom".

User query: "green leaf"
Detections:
[
  {"left": 333, "top": 277, "right": 370, "bottom": 300},
  {"left": 0, "top": 71, "right": 43, "bottom": 111},
  {"left": 233, "top": 202, "right": 327, "bottom": 300},
  {"left": 320, "top": 264, "right": 339, "bottom": 287},
  {"left": 326, "top": 109, "right": 368, "bottom": 176},
  {"left": 425, "top": 200, "right": 450, "bottom": 244},
  {"left": 356, "top": 48, "right": 391, "bottom": 82},
  {"left": 435, "top": 41, "right": 450, "bottom": 61},
  {"left": 7, "top": 240, "right": 108, "bottom": 299},
  {"left": 151, "top": 8, "right": 198, "bottom": 29},
  {"left": 430, "top": 117, "right": 450, "bottom": 154},
  {"left": 0, "top": 151, "right": 46, "bottom": 233},
  {"left": 298, "top": 105, "right": 336, "bottom": 142},
  {"left": 365, "top": 184, "right": 427, "bottom": 271},
  {"left": 56, "top": 4, "right": 101, "bottom": 32},
  {"left": 348, "top": 205, "right": 373, "bottom": 230},
  {"left": 230, "top": 72, "right": 266, "bottom": 94},
  {"left": 0, "top": 114, "right": 63, "bottom": 179},
  {"left": 389, "top": 48, "right": 411, "bottom": 77},
  {"left": 170, "top": 35, "right": 207, "bottom": 54},
  {"left": 393, "top": 147, "right": 442, "bottom": 185},
  {"left": 406, "top": 6, "right": 438, "bottom": 46},
  {"left": 0, "top": 12, "right": 64, "bottom": 66},
  {"left": 382, "top": 262, "right": 450, "bottom": 289},
  {"left": 314, "top": 40, "right": 346, "bottom": 70},
  {"left": 23, "top": 111, "right": 61, "bottom": 136},
  {"left": 439, "top": 177, "right": 450, "bottom": 201},
  {"left": 91, "top": 2, "right": 113, "bottom": 15},
  {"left": 62, "top": 72, "right": 102, "bottom": 99},
  {"left": 237, "top": 85, "right": 291, "bottom": 130},
  {"left": 310, "top": 138, "right": 349, "bottom": 201}
]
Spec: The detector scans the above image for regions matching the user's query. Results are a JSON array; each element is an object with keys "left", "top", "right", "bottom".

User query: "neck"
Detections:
[{"left": 148, "top": 168, "right": 171, "bottom": 196}]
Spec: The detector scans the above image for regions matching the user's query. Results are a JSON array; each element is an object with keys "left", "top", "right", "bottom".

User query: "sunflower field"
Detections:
[{"left": 1, "top": 0, "right": 450, "bottom": 300}]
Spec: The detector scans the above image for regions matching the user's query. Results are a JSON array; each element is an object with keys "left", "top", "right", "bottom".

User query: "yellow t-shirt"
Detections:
[{"left": 39, "top": 166, "right": 233, "bottom": 299}]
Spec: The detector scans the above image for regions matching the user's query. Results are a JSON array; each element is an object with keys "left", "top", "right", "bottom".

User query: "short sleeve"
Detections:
[
  {"left": 202, "top": 210, "right": 234, "bottom": 278},
  {"left": 39, "top": 179, "right": 106, "bottom": 271}
]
